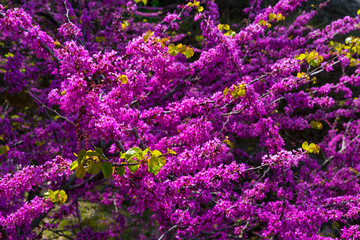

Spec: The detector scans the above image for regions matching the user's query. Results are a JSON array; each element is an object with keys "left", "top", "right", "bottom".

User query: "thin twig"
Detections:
[
  {"left": 132, "top": 128, "right": 146, "bottom": 150},
  {"left": 115, "top": 140, "right": 126, "bottom": 153},
  {"left": 158, "top": 224, "right": 178, "bottom": 240},
  {"left": 64, "top": 0, "right": 71, "bottom": 23}
]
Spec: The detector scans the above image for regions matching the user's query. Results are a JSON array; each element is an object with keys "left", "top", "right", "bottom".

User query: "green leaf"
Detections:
[
  {"left": 183, "top": 47, "right": 194, "bottom": 58},
  {"left": 46, "top": 189, "right": 67, "bottom": 204},
  {"left": 77, "top": 149, "right": 87, "bottom": 165},
  {"left": 127, "top": 159, "right": 139, "bottom": 174},
  {"left": 125, "top": 147, "right": 142, "bottom": 160},
  {"left": 140, "top": 147, "right": 150, "bottom": 157},
  {"left": 119, "top": 75, "right": 128, "bottom": 84},
  {"left": 223, "top": 138, "right": 234, "bottom": 148},
  {"left": 75, "top": 164, "right": 86, "bottom": 179},
  {"left": 177, "top": 44, "right": 187, "bottom": 54},
  {"left": 135, "top": 0, "right": 147, "bottom": 4},
  {"left": 102, "top": 162, "right": 113, "bottom": 178},
  {"left": 44, "top": 189, "right": 53, "bottom": 199},
  {"left": 195, "top": 35, "right": 203, "bottom": 42},
  {"left": 151, "top": 150, "right": 162, "bottom": 157},
  {"left": 95, "top": 147, "right": 106, "bottom": 159},
  {"left": 95, "top": 36, "right": 105, "bottom": 43},
  {"left": 269, "top": 13, "right": 276, "bottom": 21},
  {"left": 87, "top": 161, "right": 102, "bottom": 175},
  {"left": 302, "top": 141, "right": 309, "bottom": 151},
  {"left": 0, "top": 145, "right": 9, "bottom": 155},
  {"left": 223, "top": 87, "right": 229, "bottom": 96},
  {"left": 70, "top": 160, "right": 78, "bottom": 170},
  {"left": 158, "top": 156, "right": 166, "bottom": 168},
  {"left": 95, "top": 148, "right": 104, "bottom": 154},
  {"left": 86, "top": 151, "right": 100, "bottom": 157},
  {"left": 167, "top": 148, "right": 177, "bottom": 155},
  {"left": 231, "top": 88, "right": 239, "bottom": 98},
  {"left": 149, "top": 155, "right": 159, "bottom": 167},
  {"left": 50, "top": 190, "right": 59, "bottom": 202},
  {"left": 147, "top": 153, "right": 166, "bottom": 175},
  {"left": 121, "top": 20, "right": 129, "bottom": 30},
  {"left": 224, "top": 30, "right": 235, "bottom": 36},
  {"left": 58, "top": 190, "right": 67, "bottom": 204},
  {"left": 237, "top": 84, "right": 246, "bottom": 97},
  {"left": 148, "top": 165, "right": 161, "bottom": 175},
  {"left": 148, "top": 156, "right": 161, "bottom": 175},
  {"left": 295, "top": 53, "right": 306, "bottom": 61},
  {"left": 168, "top": 44, "right": 179, "bottom": 56},
  {"left": 143, "top": 30, "right": 154, "bottom": 43},
  {"left": 117, "top": 166, "right": 126, "bottom": 176},
  {"left": 5, "top": 52, "right": 14, "bottom": 58}
]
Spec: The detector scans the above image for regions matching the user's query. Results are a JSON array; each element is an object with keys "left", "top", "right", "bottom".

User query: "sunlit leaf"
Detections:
[
  {"left": 152, "top": 150, "right": 162, "bottom": 157},
  {"left": 167, "top": 148, "right": 177, "bottom": 155},
  {"left": 128, "top": 159, "right": 139, "bottom": 174},
  {"left": 44, "top": 189, "right": 53, "bottom": 199},
  {"left": 295, "top": 54, "right": 306, "bottom": 61},
  {"left": 183, "top": 47, "right": 194, "bottom": 58},
  {"left": 158, "top": 156, "right": 166, "bottom": 167},
  {"left": 143, "top": 30, "right": 154, "bottom": 43},
  {"left": 125, "top": 147, "right": 142, "bottom": 160},
  {"left": 302, "top": 141, "right": 309, "bottom": 151},
  {"left": 168, "top": 44, "right": 179, "bottom": 56},
  {"left": 70, "top": 160, "right": 78, "bottom": 170},
  {"left": 50, "top": 190, "right": 59, "bottom": 202},
  {"left": 140, "top": 147, "right": 150, "bottom": 157},
  {"left": 223, "top": 87, "right": 229, "bottom": 96},
  {"left": 118, "top": 75, "right": 128, "bottom": 84},
  {"left": 58, "top": 190, "right": 67, "bottom": 204},
  {"left": 237, "top": 84, "right": 246, "bottom": 97},
  {"left": 149, "top": 155, "right": 159, "bottom": 167},
  {"left": 121, "top": 20, "right": 129, "bottom": 30},
  {"left": 223, "top": 138, "right": 233, "bottom": 148},
  {"left": 177, "top": 44, "right": 187, "bottom": 54},
  {"left": 160, "top": 37, "right": 169, "bottom": 48}
]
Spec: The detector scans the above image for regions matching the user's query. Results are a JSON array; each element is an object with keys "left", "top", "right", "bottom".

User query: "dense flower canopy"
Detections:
[{"left": 1, "top": 0, "right": 360, "bottom": 239}]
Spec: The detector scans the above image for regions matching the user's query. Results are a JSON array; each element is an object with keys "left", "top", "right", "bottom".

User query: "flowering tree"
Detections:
[{"left": 1, "top": 0, "right": 360, "bottom": 239}]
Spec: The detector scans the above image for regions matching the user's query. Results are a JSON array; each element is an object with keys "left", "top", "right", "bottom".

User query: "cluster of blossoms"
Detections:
[{"left": 2, "top": 0, "right": 360, "bottom": 239}]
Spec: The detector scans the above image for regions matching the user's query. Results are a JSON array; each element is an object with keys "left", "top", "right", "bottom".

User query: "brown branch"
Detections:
[{"left": 132, "top": 128, "right": 146, "bottom": 151}]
